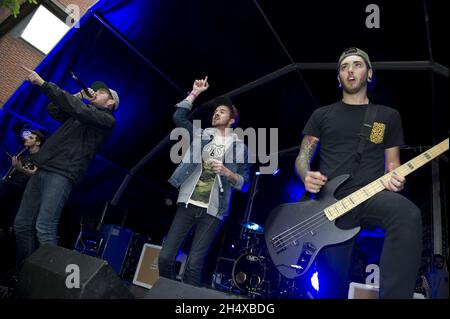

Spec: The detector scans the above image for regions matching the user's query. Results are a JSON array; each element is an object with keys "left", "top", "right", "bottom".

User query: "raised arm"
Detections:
[
  {"left": 22, "top": 66, "right": 114, "bottom": 129},
  {"left": 41, "top": 82, "right": 114, "bottom": 128},
  {"left": 173, "top": 76, "right": 209, "bottom": 134}
]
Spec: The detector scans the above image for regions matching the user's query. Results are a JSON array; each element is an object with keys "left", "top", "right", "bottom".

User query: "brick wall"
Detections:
[
  {"left": 0, "top": 33, "right": 44, "bottom": 106},
  {"left": 0, "top": 0, "right": 96, "bottom": 107},
  {"left": 57, "top": 0, "right": 96, "bottom": 15}
]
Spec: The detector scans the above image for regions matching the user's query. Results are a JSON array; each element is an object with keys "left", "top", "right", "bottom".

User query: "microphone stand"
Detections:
[{"left": 240, "top": 172, "right": 260, "bottom": 240}]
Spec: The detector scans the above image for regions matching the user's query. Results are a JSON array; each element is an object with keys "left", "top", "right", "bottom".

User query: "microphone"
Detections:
[
  {"left": 217, "top": 174, "right": 224, "bottom": 193},
  {"left": 212, "top": 159, "right": 224, "bottom": 193},
  {"left": 70, "top": 71, "right": 92, "bottom": 98}
]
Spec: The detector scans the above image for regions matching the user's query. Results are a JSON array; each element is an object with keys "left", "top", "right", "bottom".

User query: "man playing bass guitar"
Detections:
[{"left": 295, "top": 48, "right": 422, "bottom": 299}]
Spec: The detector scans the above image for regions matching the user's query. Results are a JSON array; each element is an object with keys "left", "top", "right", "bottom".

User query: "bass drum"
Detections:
[
  {"left": 232, "top": 252, "right": 266, "bottom": 294},
  {"left": 232, "top": 252, "right": 281, "bottom": 297}
]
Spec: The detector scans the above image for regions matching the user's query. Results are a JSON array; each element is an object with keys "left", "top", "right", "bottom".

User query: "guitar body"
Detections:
[{"left": 264, "top": 174, "right": 360, "bottom": 279}]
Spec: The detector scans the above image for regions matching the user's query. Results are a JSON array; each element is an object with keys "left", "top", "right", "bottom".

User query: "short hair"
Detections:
[
  {"left": 30, "top": 130, "right": 45, "bottom": 145},
  {"left": 212, "top": 96, "right": 239, "bottom": 128}
]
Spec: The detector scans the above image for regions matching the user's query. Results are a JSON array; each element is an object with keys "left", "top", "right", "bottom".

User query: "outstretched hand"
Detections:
[{"left": 21, "top": 65, "right": 45, "bottom": 86}]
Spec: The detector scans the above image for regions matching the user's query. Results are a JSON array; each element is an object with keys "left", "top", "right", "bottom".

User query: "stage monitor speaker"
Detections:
[
  {"left": 14, "top": 245, "right": 134, "bottom": 299},
  {"left": 145, "top": 277, "right": 245, "bottom": 299}
]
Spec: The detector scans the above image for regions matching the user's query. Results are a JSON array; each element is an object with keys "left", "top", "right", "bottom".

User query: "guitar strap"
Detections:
[{"left": 350, "top": 103, "right": 378, "bottom": 177}]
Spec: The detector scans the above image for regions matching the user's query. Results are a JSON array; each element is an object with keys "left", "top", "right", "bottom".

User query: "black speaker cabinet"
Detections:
[{"left": 14, "top": 245, "right": 134, "bottom": 299}]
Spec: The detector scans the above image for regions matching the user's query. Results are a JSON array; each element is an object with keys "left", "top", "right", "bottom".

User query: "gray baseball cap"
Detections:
[{"left": 338, "top": 47, "right": 372, "bottom": 70}]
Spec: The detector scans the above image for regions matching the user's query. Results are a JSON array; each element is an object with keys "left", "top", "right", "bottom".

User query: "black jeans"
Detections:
[
  {"left": 158, "top": 204, "right": 222, "bottom": 286},
  {"left": 321, "top": 190, "right": 422, "bottom": 299}
]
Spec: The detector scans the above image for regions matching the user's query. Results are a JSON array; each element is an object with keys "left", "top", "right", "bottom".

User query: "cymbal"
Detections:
[{"left": 239, "top": 221, "right": 264, "bottom": 234}]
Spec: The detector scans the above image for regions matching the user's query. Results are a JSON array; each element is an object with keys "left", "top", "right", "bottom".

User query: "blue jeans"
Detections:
[
  {"left": 13, "top": 169, "right": 73, "bottom": 269},
  {"left": 158, "top": 204, "right": 222, "bottom": 286}
]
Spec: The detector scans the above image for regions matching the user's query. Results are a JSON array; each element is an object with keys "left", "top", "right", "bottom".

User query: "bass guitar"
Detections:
[{"left": 264, "top": 138, "right": 449, "bottom": 279}]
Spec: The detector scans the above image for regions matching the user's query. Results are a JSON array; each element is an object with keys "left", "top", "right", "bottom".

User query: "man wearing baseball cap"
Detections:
[
  {"left": 13, "top": 67, "right": 119, "bottom": 275},
  {"left": 295, "top": 47, "right": 422, "bottom": 298},
  {"left": 89, "top": 81, "right": 120, "bottom": 111}
]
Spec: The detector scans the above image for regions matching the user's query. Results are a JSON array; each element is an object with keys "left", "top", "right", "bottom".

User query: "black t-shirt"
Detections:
[
  {"left": 4, "top": 153, "right": 36, "bottom": 189},
  {"left": 302, "top": 101, "right": 404, "bottom": 198}
]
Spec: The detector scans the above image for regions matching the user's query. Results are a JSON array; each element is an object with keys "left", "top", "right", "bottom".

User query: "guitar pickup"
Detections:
[
  {"left": 305, "top": 242, "right": 316, "bottom": 253},
  {"left": 295, "top": 242, "right": 316, "bottom": 272}
]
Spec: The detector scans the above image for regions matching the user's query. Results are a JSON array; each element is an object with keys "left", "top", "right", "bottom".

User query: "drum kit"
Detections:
[
  {"left": 213, "top": 173, "right": 304, "bottom": 298},
  {"left": 227, "top": 220, "right": 298, "bottom": 298}
]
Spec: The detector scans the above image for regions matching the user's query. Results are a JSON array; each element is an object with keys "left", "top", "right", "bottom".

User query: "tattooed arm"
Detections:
[{"left": 295, "top": 135, "right": 327, "bottom": 193}]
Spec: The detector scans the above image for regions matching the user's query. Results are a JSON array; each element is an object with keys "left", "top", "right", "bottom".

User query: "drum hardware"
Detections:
[
  {"left": 213, "top": 171, "right": 301, "bottom": 298},
  {"left": 238, "top": 221, "right": 264, "bottom": 253}
]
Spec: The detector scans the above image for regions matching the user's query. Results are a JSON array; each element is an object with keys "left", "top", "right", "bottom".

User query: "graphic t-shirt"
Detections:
[
  {"left": 189, "top": 133, "right": 233, "bottom": 208},
  {"left": 302, "top": 101, "right": 404, "bottom": 198}
]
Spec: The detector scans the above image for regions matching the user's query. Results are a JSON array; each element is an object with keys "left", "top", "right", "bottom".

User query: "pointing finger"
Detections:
[{"left": 20, "top": 65, "right": 34, "bottom": 73}]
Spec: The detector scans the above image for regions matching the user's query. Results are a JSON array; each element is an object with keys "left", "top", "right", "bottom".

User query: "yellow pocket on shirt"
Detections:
[{"left": 370, "top": 122, "right": 385, "bottom": 144}]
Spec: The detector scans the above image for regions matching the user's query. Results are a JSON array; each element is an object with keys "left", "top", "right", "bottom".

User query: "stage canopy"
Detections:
[{"left": 0, "top": 0, "right": 447, "bottom": 245}]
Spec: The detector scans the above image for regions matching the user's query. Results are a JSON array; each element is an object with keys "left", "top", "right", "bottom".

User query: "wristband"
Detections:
[{"left": 189, "top": 91, "right": 198, "bottom": 98}]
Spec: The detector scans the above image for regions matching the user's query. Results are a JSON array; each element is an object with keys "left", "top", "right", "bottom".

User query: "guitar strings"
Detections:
[
  {"left": 271, "top": 186, "right": 373, "bottom": 251},
  {"left": 271, "top": 184, "right": 381, "bottom": 251}
]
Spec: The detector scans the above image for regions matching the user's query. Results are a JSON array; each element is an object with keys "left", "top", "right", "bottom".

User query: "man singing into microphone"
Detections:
[
  {"left": 13, "top": 66, "right": 119, "bottom": 275},
  {"left": 159, "top": 77, "right": 250, "bottom": 287}
]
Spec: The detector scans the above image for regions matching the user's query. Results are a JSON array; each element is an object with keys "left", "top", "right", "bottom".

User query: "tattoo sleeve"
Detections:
[{"left": 295, "top": 135, "right": 319, "bottom": 182}]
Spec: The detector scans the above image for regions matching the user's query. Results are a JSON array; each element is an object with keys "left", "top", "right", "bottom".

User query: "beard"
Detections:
[{"left": 340, "top": 74, "right": 369, "bottom": 94}]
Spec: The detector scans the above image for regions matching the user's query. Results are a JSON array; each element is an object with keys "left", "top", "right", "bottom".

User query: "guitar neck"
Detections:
[{"left": 324, "top": 138, "right": 449, "bottom": 221}]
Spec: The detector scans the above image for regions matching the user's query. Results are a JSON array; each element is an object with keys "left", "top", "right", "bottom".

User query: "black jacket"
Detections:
[{"left": 33, "top": 82, "right": 115, "bottom": 185}]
